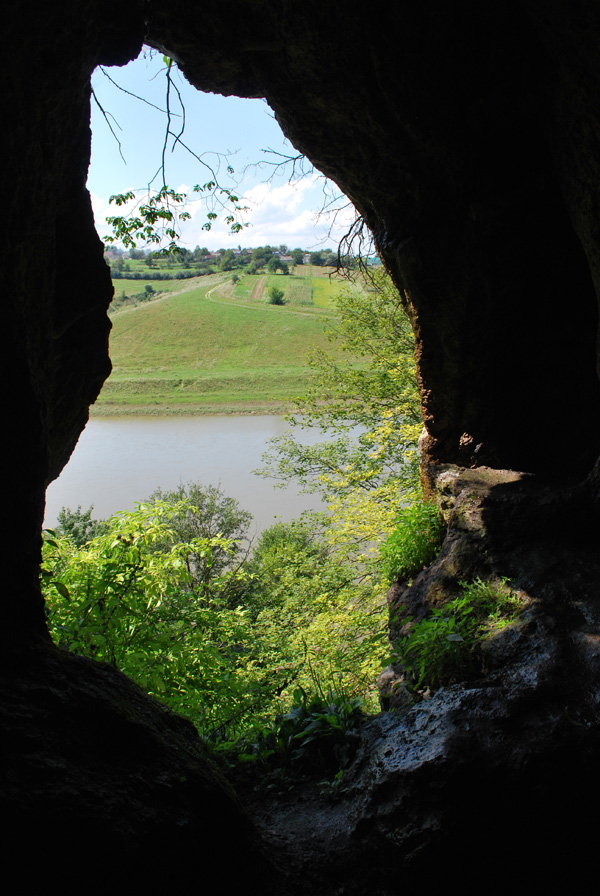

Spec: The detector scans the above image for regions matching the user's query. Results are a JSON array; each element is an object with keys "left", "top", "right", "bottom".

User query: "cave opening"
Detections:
[
  {"left": 8, "top": 5, "right": 600, "bottom": 889},
  {"left": 41, "top": 48, "right": 395, "bottom": 754},
  {"left": 43, "top": 48, "right": 354, "bottom": 530}
]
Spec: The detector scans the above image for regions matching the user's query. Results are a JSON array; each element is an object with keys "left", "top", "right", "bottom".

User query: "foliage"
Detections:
[
  {"left": 42, "top": 501, "right": 265, "bottom": 733},
  {"left": 394, "top": 578, "right": 523, "bottom": 691},
  {"left": 380, "top": 500, "right": 445, "bottom": 582},
  {"left": 104, "top": 182, "right": 248, "bottom": 255},
  {"left": 56, "top": 505, "right": 106, "bottom": 546},
  {"left": 144, "top": 482, "right": 253, "bottom": 604},
  {"left": 258, "top": 268, "right": 422, "bottom": 579},
  {"left": 241, "top": 519, "right": 388, "bottom": 713},
  {"left": 238, "top": 687, "right": 364, "bottom": 776},
  {"left": 42, "top": 500, "right": 386, "bottom": 743},
  {"left": 268, "top": 286, "right": 286, "bottom": 305}
]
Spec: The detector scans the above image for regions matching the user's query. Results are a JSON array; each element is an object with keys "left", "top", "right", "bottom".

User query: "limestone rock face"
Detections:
[
  {"left": 4, "top": 0, "right": 600, "bottom": 889},
  {"left": 1, "top": 642, "right": 272, "bottom": 887},
  {"left": 3, "top": 2, "right": 144, "bottom": 639}
]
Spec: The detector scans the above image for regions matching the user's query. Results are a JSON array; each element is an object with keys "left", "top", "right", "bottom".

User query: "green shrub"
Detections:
[
  {"left": 394, "top": 578, "right": 523, "bottom": 691},
  {"left": 268, "top": 286, "right": 286, "bottom": 305},
  {"left": 380, "top": 499, "right": 444, "bottom": 581},
  {"left": 238, "top": 687, "right": 364, "bottom": 775}
]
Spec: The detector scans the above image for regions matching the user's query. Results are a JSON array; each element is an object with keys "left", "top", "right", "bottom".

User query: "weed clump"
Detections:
[
  {"left": 380, "top": 500, "right": 445, "bottom": 582},
  {"left": 393, "top": 578, "right": 524, "bottom": 692},
  {"left": 233, "top": 687, "right": 364, "bottom": 783}
]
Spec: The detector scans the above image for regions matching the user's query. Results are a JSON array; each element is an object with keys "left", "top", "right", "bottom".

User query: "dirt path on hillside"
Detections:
[{"left": 251, "top": 274, "right": 266, "bottom": 300}]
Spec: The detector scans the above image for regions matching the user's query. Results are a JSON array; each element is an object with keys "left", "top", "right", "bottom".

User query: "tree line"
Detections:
[{"left": 107, "top": 243, "right": 349, "bottom": 279}]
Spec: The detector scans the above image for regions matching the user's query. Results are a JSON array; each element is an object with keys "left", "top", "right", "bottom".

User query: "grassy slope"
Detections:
[{"left": 95, "top": 266, "right": 356, "bottom": 415}]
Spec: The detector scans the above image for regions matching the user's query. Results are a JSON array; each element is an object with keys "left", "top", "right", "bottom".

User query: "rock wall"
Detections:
[{"left": 3, "top": 2, "right": 144, "bottom": 639}]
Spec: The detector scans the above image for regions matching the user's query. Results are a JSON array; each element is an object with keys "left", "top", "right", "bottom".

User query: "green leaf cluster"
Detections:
[
  {"left": 42, "top": 499, "right": 388, "bottom": 744},
  {"left": 238, "top": 687, "right": 364, "bottom": 776},
  {"left": 42, "top": 500, "right": 261, "bottom": 732},
  {"left": 243, "top": 519, "right": 388, "bottom": 713},
  {"left": 104, "top": 182, "right": 248, "bottom": 253},
  {"left": 380, "top": 500, "right": 445, "bottom": 582},
  {"left": 394, "top": 578, "right": 524, "bottom": 691}
]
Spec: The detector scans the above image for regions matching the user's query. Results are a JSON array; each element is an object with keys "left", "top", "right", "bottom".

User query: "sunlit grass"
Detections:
[{"left": 95, "top": 271, "right": 358, "bottom": 415}]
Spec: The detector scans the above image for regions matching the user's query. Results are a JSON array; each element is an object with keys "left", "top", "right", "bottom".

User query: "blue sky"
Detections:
[{"left": 88, "top": 49, "right": 353, "bottom": 251}]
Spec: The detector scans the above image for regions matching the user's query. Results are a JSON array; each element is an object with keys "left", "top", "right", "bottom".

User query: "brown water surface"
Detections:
[{"left": 44, "top": 416, "right": 324, "bottom": 535}]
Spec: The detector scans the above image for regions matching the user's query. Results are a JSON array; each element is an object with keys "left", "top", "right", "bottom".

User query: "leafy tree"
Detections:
[
  {"left": 258, "top": 268, "right": 422, "bottom": 575},
  {"left": 291, "top": 248, "right": 304, "bottom": 265},
  {"left": 145, "top": 482, "right": 253, "bottom": 603},
  {"left": 55, "top": 505, "right": 106, "bottom": 546},
  {"left": 219, "top": 249, "right": 235, "bottom": 271},
  {"left": 251, "top": 246, "right": 274, "bottom": 268},
  {"left": 41, "top": 500, "right": 263, "bottom": 735},
  {"left": 268, "top": 286, "right": 286, "bottom": 305},
  {"left": 243, "top": 519, "right": 388, "bottom": 710},
  {"left": 267, "top": 257, "right": 289, "bottom": 275}
]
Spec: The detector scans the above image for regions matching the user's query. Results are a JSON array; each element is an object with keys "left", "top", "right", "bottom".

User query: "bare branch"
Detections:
[
  {"left": 97, "top": 66, "right": 177, "bottom": 116},
  {"left": 91, "top": 88, "right": 126, "bottom": 163}
]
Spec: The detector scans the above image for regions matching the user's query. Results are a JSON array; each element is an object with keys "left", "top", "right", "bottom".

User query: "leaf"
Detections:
[{"left": 52, "top": 581, "right": 71, "bottom": 601}]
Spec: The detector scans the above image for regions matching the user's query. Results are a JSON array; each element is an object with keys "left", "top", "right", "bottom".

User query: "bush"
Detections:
[
  {"left": 380, "top": 499, "right": 445, "bottom": 581},
  {"left": 238, "top": 687, "right": 364, "bottom": 775},
  {"left": 55, "top": 505, "right": 106, "bottom": 546},
  {"left": 268, "top": 286, "right": 286, "bottom": 305},
  {"left": 42, "top": 500, "right": 260, "bottom": 734}
]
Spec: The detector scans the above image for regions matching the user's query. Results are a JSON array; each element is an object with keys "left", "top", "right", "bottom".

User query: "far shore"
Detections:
[{"left": 89, "top": 400, "right": 296, "bottom": 418}]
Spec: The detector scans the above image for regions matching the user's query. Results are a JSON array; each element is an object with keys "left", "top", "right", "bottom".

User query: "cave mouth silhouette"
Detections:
[{"left": 6, "top": 4, "right": 600, "bottom": 890}]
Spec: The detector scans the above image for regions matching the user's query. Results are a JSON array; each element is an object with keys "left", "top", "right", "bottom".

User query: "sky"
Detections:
[{"left": 88, "top": 49, "right": 355, "bottom": 252}]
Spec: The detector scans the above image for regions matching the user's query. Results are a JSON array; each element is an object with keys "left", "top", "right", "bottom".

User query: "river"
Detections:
[{"left": 44, "top": 416, "right": 325, "bottom": 538}]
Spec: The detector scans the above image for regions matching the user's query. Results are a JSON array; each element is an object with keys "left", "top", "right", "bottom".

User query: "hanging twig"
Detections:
[{"left": 91, "top": 88, "right": 126, "bottom": 163}]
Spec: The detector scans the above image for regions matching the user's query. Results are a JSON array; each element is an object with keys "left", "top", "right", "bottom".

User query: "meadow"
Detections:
[{"left": 95, "top": 265, "right": 361, "bottom": 415}]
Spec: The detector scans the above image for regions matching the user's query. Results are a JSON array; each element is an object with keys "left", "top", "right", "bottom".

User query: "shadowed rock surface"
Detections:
[
  {"left": 235, "top": 465, "right": 600, "bottom": 893},
  {"left": 4, "top": 0, "right": 600, "bottom": 889}
]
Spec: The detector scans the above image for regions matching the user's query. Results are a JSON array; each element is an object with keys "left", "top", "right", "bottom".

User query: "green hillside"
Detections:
[{"left": 94, "top": 266, "right": 360, "bottom": 415}]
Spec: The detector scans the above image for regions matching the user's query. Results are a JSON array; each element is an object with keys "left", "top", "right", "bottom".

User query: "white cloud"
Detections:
[{"left": 89, "top": 175, "right": 358, "bottom": 252}]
